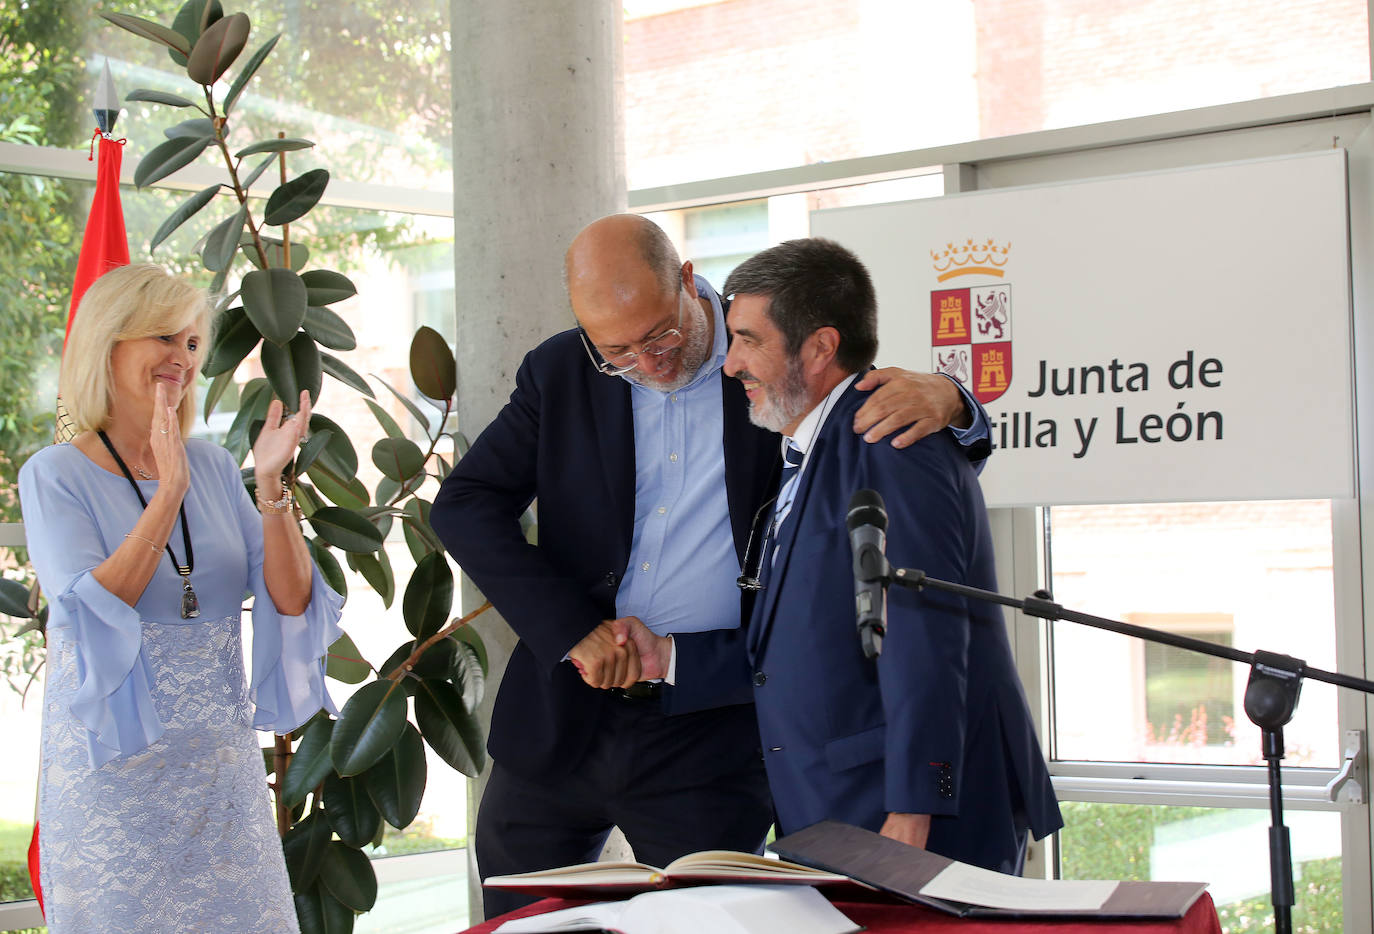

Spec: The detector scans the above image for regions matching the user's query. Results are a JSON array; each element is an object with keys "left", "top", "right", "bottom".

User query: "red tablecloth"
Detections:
[{"left": 460, "top": 891, "right": 1223, "bottom": 934}]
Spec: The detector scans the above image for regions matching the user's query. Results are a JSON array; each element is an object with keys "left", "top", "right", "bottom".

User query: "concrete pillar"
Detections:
[{"left": 449, "top": 0, "right": 626, "bottom": 921}]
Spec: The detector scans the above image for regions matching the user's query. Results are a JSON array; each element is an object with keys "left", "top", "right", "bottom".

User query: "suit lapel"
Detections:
[
  {"left": 587, "top": 366, "right": 636, "bottom": 557},
  {"left": 722, "top": 367, "right": 781, "bottom": 563},
  {"left": 748, "top": 430, "right": 829, "bottom": 662}
]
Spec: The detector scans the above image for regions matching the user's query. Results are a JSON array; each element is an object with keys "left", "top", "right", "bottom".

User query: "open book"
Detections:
[
  {"left": 492, "top": 884, "right": 861, "bottom": 934},
  {"left": 484, "top": 850, "right": 848, "bottom": 899}
]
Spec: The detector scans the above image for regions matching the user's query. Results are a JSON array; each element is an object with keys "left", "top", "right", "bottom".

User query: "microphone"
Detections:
[{"left": 847, "top": 489, "right": 889, "bottom": 659}]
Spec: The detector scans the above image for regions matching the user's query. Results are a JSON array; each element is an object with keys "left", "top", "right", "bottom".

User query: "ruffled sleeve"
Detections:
[
  {"left": 18, "top": 449, "right": 165, "bottom": 768},
  {"left": 247, "top": 558, "right": 344, "bottom": 732},
  {"left": 213, "top": 445, "right": 344, "bottom": 732}
]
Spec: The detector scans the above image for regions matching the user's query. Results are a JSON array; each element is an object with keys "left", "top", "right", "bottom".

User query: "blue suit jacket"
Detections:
[
  {"left": 747, "top": 379, "right": 1062, "bottom": 873},
  {"left": 430, "top": 326, "right": 778, "bottom": 778}
]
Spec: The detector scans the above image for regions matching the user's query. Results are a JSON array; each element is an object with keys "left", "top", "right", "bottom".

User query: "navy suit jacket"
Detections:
[
  {"left": 430, "top": 326, "right": 778, "bottom": 778},
  {"left": 747, "top": 379, "right": 1062, "bottom": 873}
]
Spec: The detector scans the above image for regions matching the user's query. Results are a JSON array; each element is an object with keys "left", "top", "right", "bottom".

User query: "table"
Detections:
[{"left": 459, "top": 891, "right": 1223, "bottom": 934}]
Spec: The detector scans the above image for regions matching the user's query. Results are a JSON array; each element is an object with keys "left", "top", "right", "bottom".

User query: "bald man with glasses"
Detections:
[{"left": 430, "top": 214, "right": 991, "bottom": 919}]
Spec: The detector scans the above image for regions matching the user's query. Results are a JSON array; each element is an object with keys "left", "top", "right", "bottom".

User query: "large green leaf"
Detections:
[
  {"left": 224, "top": 33, "right": 281, "bottom": 115},
  {"left": 325, "top": 631, "right": 371, "bottom": 684},
  {"left": 307, "top": 465, "right": 369, "bottom": 510},
  {"left": 202, "top": 305, "right": 259, "bottom": 377},
  {"left": 295, "top": 429, "right": 334, "bottom": 477},
  {"left": 401, "top": 501, "right": 444, "bottom": 562},
  {"left": 134, "top": 134, "right": 212, "bottom": 189},
  {"left": 0, "top": 579, "right": 34, "bottom": 619},
  {"left": 223, "top": 378, "right": 272, "bottom": 463},
  {"left": 202, "top": 371, "right": 233, "bottom": 420},
  {"left": 241, "top": 267, "right": 308, "bottom": 346},
  {"left": 402, "top": 551, "right": 452, "bottom": 640},
  {"left": 164, "top": 117, "right": 216, "bottom": 139},
  {"left": 241, "top": 152, "right": 277, "bottom": 190},
  {"left": 149, "top": 184, "right": 220, "bottom": 253},
  {"left": 320, "top": 843, "right": 377, "bottom": 912},
  {"left": 346, "top": 549, "right": 395, "bottom": 608},
  {"left": 364, "top": 399, "right": 404, "bottom": 441},
  {"left": 409, "top": 326, "right": 456, "bottom": 402},
  {"left": 101, "top": 12, "right": 192, "bottom": 56},
  {"left": 307, "top": 538, "right": 347, "bottom": 598},
  {"left": 301, "top": 269, "right": 358, "bottom": 306},
  {"left": 364, "top": 723, "right": 426, "bottom": 829},
  {"left": 125, "top": 88, "right": 197, "bottom": 108},
  {"left": 383, "top": 638, "right": 455, "bottom": 685},
  {"left": 374, "top": 475, "right": 401, "bottom": 509},
  {"left": 321, "top": 352, "right": 374, "bottom": 398},
  {"left": 202, "top": 203, "right": 248, "bottom": 273},
  {"left": 261, "top": 331, "right": 322, "bottom": 406},
  {"left": 303, "top": 305, "right": 356, "bottom": 351},
  {"left": 282, "top": 718, "right": 336, "bottom": 808},
  {"left": 453, "top": 641, "right": 486, "bottom": 712},
  {"left": 170, "top": 0, "right": 223, "bottom": 60},
  {"left": 282, "top": 809, "right": 333, "bottom": 892},
  {"left": 307, "top": 414, "right": 358, "bottom": 479},
  {"left": 293, "top": 885, "right": 355, "bottom": 934},
  {"left": 308, "top": 507, "right": 384, "bottom": 554},
  {"left": 322, "top": 773, "right": 381, "bottom": 847},
  {"left": 453, "top": 624, "right": 489, "bottom": 676},
  {"left": 371, "top": 438, "right": 424, "bottom": 483},
  {"left": 330, "top": 679, "right": 406, "bottom": 777},
  {"left": 235, "top": 136, "right": 314, "bottom": 159},
  {"left": 372, "top": 373, "right": 431, "bottom": 432},
  {"left": 185, "top": 11, "right": 249, "bottom": 85},
  {"left": 265, "top": 168, "right": 330, "bottom": 226},
  {"left": 244, "top": 235, "right": 310, "bottom": 271},
  {"left": 413, "top": 678, "right": 486, "bottom": 777}
]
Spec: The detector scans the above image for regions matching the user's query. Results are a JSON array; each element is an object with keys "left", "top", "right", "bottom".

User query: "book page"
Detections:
[
  {"left": 920, "top": 863, "right": 1117, "bottom": 911},
  {"left": 667, "top": 851, "right": 846, "bottom": 881},
  {"left": 485, "top": 860, "right": 662, "bottom": 887}
]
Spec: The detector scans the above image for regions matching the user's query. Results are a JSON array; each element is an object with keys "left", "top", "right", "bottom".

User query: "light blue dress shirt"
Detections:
[{"left": 615, "top": 277, "right": 741, "bottom": 638}]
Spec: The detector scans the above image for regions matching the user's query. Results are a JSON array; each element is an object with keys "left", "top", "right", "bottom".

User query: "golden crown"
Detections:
[{"left": 930, "top": 238, "right": 1011, "bottom": 282}]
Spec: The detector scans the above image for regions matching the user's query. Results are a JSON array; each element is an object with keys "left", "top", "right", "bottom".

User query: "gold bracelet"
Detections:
[
  {"left": 124, "top": 532, "right": 162, "bottom": 553},
  {"left": 257, "top": 487, "right": 295, "bottom": 515}
]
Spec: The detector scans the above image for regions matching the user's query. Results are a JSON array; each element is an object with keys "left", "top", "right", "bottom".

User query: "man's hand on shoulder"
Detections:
[
  {"left": 880, "top": 812, "right": 932, "bottom": 849},
  {"left": 853, "top": 368, "right": 972, "bottom": 449},
  {"left": 611, "top": 616, "right": 673, "bottom": 681},
  {"left": 568, "top": 620, "right": 642, "bottom": 689}
]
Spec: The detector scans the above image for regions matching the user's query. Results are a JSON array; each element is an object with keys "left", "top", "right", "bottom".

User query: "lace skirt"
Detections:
[{"left": 38, "top": 615, "right": 299, "bottom": 933}]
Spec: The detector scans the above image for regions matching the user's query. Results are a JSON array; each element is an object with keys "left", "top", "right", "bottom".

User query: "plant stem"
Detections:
[
  {"left": 203, "top": 84, "right": 270, "bottom": 268},
  {"left": 384, "top": 600, "right": 491, "bottom": 681},
  {"left": 273, "top": 732, "right": 292, "bottom": 836}
]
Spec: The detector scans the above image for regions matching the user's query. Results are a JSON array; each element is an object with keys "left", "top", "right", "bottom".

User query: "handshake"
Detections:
[{"left": 568, "top": 616, "right": 673, "bottom": 689}]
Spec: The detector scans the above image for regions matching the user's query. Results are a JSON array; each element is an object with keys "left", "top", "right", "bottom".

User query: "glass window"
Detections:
[
  {"left": 1048, "top": 501, "right": 1339, "bottom": 769},
  {"left": 1059, "top": 802, "right": 1342, "bottom": 931},
  {"left": 623, "top": 0, "right": 1370, "bottom": 189}
]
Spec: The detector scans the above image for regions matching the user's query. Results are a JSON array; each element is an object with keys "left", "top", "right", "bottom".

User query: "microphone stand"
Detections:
[{"left": 878, "top": 566, "right": 1374, "bottom": 934}]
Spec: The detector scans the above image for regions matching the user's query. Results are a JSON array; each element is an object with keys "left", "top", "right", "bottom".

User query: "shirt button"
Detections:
[
  {"left": 671, "top": 393, "right": 679, "bottom": 402},
  {"left": 641, "top": 562, "right": 651, "bottom": 571},
  {"left": 657, "top": 506, "right": 666, "bottom": 515},
  {"left": 753, "top": 671, "right": 767, "bottom": 686},
  {"left": 669, "top": 452, "right": 679, "bottom": 462}
]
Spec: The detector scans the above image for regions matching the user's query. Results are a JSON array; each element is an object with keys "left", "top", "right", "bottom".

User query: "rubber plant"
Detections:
[{"left": 58, "top": 3, "right": 497, "bottom": 930}]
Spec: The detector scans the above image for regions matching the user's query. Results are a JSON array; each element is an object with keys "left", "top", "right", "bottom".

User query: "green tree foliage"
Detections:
[
  {"left": 0, "top": 0, "right": 95, "bottom": 520},
  {"left": 1059, "top": 802, "right": 1343, "bottom": 933}
]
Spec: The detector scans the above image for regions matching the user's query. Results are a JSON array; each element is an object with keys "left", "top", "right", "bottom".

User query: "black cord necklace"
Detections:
[{"left": 96, "top": 430, "right": 199, "bottom": 619}]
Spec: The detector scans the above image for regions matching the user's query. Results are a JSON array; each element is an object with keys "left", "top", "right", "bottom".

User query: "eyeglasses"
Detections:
[{"left": 579, "top": 298, "right": 686, "bottom": 376}]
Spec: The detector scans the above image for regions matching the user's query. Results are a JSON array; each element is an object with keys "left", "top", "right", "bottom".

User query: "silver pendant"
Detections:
[{"left": 180, "top": 577, "right": 200, "bottom": 619}]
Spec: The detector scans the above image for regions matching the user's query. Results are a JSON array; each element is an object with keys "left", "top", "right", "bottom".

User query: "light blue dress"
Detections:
[{"left": 19, "top": 440, "right": 345, "bottom": 933}]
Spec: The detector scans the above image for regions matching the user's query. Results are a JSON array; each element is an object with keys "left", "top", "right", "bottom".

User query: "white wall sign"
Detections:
[{"left": 811, "top": 150, "right": 1354, "bottom": 507}]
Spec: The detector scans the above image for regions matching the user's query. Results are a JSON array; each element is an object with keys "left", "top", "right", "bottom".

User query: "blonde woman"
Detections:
[{"left": 19, "top": 264, "right": 343, "bottom": 932}]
